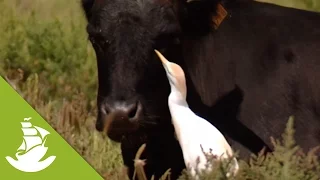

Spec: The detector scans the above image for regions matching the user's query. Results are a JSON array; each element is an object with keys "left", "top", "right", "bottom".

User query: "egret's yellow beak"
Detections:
[{"left": 154, "top": 49, "right": 169, "bottom": 65}]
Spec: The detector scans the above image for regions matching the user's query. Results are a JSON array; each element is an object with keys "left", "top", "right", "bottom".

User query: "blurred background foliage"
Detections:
[
  {"left": 0, "top": 0, "right": 319, "bottom": 179},
  {"left": 258, "top": 0, "right": 320, "bottom": 12}
]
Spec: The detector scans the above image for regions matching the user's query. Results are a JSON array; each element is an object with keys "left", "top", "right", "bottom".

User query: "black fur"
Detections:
[{"left": 80, "top": 0, "right": 320, "bottom": 179}]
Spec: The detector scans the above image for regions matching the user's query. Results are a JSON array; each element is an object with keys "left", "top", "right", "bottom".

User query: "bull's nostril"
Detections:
[
  {"left": 102, "top": 101, "right": 141, "bottom": 120},
  {"left": 128, "top": 102, "right": 138, "bottom": 119},
  {"left": 101, "top": 103, "right": 111, "bottom": 115}
]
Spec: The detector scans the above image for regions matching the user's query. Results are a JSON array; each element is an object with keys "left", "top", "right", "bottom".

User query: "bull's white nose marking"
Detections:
[{"left": 154, "top": 49, "right": 239, "bottom": 179}]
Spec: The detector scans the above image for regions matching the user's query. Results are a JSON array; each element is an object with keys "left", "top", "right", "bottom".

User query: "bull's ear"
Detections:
[
  {"left": 181, "top": 0, "right": 225, "bottom": 35},
  {"left": 81, "top": 0, "right": 95, "bottom": 21}
]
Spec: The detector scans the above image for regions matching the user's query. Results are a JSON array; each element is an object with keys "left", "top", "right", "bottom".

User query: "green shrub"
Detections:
[{"left": 0, "top": 0, "right": 98, "bottom": 103}]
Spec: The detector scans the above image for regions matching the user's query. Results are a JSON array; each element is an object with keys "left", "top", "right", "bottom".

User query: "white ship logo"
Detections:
[{"left": 5, "top": 117, "right": 56, "bottom": 172}]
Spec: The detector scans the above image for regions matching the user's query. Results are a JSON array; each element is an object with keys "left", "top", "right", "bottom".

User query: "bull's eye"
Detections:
[
  {"left": 103, "top": 40, "right": 110, "bottom": 46},
  {"left": 88, "top": 35, "right": 110, "bottom": 49}
]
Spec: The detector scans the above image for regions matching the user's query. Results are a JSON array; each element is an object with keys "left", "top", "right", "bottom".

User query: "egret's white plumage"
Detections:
[{"left": 154, "top": 50, "right": 239, "bottom": 179}]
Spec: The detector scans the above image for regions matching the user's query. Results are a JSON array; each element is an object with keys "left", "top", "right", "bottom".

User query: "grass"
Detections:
[
  {"left": 257, "top": 0, "right": 320, "bottom": 12},
  {"left": 0, "top": 0, "right": 319, "bottom": 179}
]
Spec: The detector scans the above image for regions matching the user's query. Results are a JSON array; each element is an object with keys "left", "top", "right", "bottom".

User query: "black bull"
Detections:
[{"left": 81, "top": 0, "right": 320, "bottom": 179}]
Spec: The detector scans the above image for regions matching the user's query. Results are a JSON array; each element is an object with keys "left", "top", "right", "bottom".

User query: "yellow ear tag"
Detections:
[{"left": 212, "top": 3, "right": 228, "bottom": 30}]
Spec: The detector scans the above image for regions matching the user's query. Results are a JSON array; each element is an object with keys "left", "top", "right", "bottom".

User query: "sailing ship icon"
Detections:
[{"left": 5, "top": 117, "right": 56, "bottom": 172}]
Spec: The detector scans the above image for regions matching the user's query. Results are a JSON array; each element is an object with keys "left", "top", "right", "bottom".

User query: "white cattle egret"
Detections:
[{"left": 154, "top": 49, "right": 239, "bottom": 179}]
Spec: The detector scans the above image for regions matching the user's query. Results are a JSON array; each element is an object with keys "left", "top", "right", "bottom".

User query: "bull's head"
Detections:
[{"left": 81, "top": 0, "right": 217, "bottom": 142}]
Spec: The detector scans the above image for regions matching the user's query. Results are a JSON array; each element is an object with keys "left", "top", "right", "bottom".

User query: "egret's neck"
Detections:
[
  {"left": 168, "top": 84, "right": 187, "bottom": 107},
  {"left": 167, "top": 86, "right": 193, "bottom": 145}
]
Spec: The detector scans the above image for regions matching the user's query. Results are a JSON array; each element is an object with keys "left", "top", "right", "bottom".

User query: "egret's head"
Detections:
[{"left": 154, "top": 50, "right": 187, "bottom": 99}]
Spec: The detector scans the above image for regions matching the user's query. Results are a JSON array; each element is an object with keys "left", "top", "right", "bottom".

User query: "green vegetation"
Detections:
[
  {"left": 0, "top": 0, "right": 319, "bottom": 179},
  {"left": 258, "top": 0, "right": 320, "bottom": 12}
]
